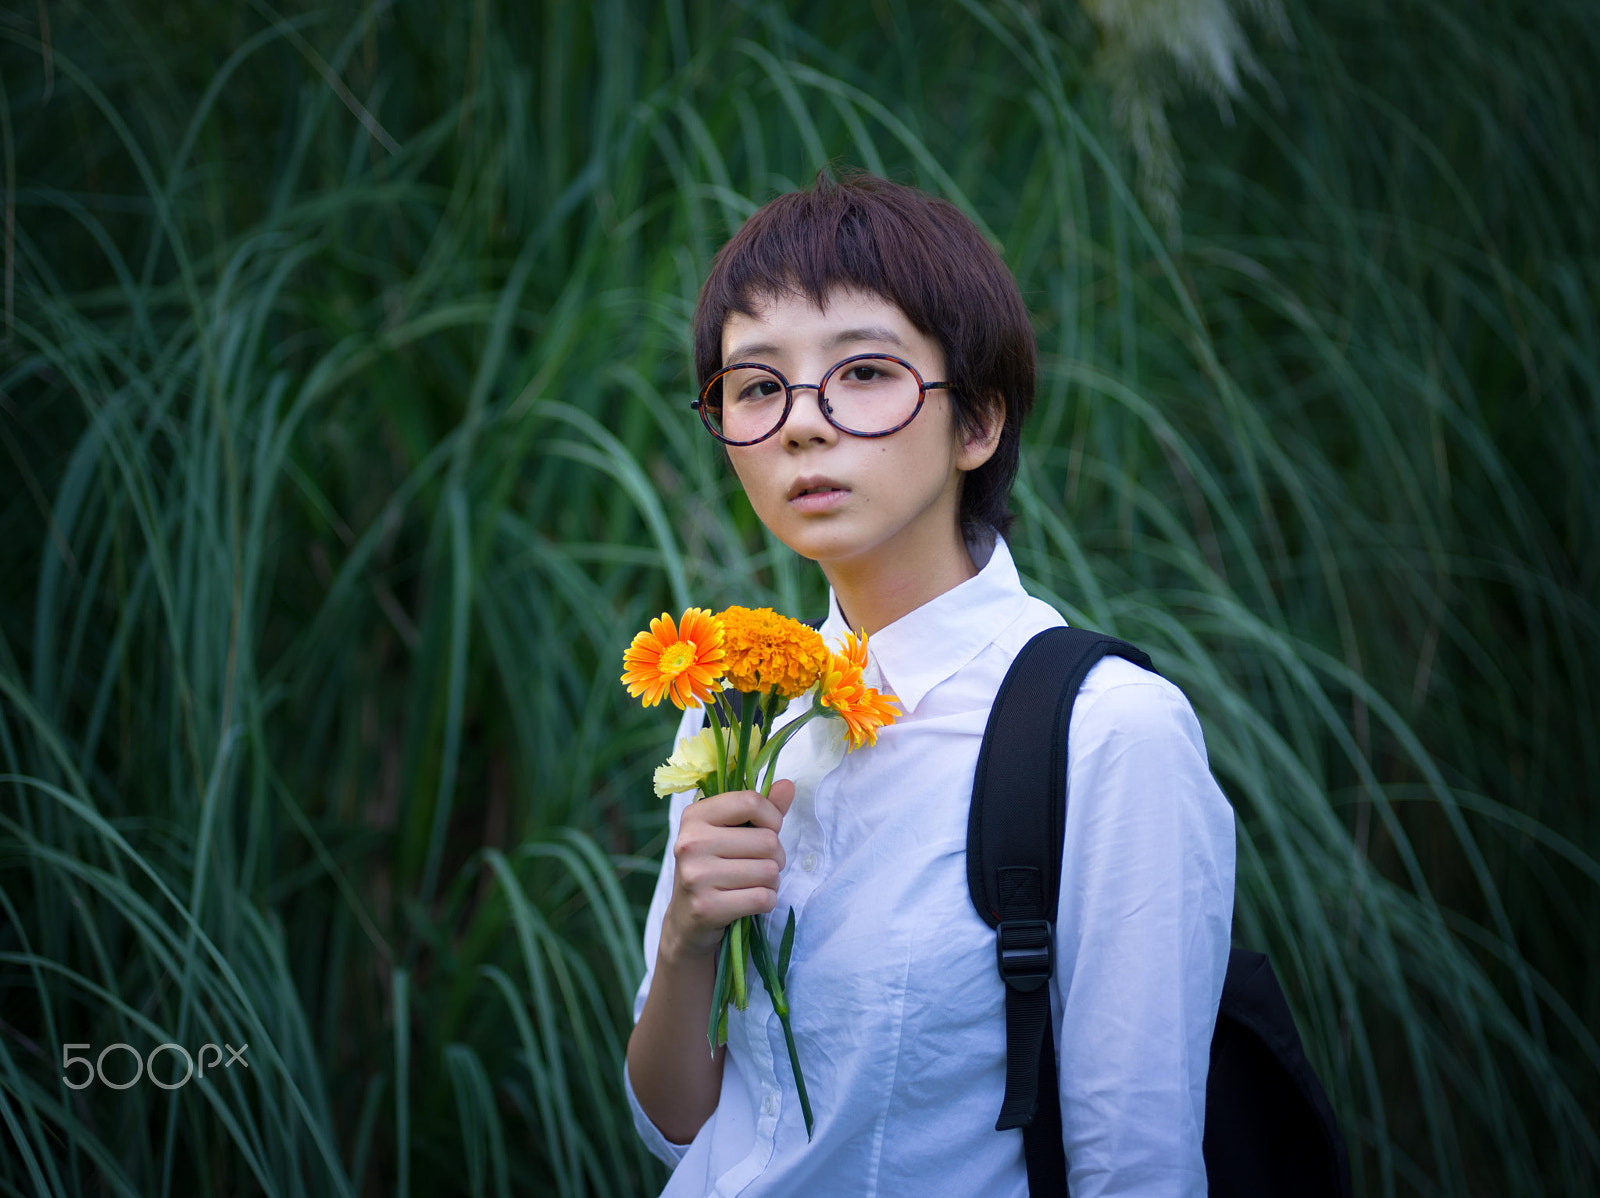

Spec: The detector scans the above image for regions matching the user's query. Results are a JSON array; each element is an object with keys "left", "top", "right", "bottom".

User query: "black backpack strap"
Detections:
[
  {"left": 971, "top": 628, "right": 1351, "bottom": 1198},
  {"left": 967, "top": 627, "right": 1154, "bottom": 1193}
]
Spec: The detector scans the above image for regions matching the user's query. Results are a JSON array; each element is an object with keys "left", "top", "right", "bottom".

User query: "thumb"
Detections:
[{"left": 766, "top": 777, "right": 797, "bottom": 819}]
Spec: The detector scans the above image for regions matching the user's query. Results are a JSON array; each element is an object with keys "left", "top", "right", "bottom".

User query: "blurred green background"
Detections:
[{"left": 1, "top": 1, "right": 1596, "bottom": 1195}]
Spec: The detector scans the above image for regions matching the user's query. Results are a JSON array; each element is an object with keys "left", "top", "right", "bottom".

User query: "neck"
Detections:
[{"left": 822, "top": 521, "right": 979, "bottom": 635}]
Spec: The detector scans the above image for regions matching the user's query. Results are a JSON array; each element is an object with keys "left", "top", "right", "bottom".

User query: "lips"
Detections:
[{"left": 786, "top": 476, "right": 848, "bottom": 501}]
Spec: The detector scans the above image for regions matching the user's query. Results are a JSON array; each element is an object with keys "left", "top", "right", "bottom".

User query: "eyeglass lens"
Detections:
[{"left": 703, "top": 356, "right": 922, "bottom": 442}]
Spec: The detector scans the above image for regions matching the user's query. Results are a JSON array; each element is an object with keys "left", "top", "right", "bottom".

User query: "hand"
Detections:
[{"left": 661, "top": 780, "right": 797, "bottom": 962}]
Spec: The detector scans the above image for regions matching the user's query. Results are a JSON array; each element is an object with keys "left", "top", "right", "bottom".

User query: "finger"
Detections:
[
  {"left": 677, "top": 822, "right": 783, "bottom": 863},
  {"left": 707, "top": 858, "right": 783, "bottom": 892},
  {"left": 677, "top": 881, "right": 781, "bottom": 929},
  {"left": 703, "top": 886, "right": 781, "bottom": 920},
  {"left": 766, "top": 778, "right": 796, "bottom": 819},
  {"left": 731, "top": 784, "right": 793, "bottom": 833},
  {"left": 691, "top": 788, "right": 785, "bottom": 832}
]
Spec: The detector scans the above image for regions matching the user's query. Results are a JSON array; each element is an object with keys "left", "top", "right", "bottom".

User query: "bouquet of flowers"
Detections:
[{"left": 621, "top": 605, "right": 899, "bottom": 1138}]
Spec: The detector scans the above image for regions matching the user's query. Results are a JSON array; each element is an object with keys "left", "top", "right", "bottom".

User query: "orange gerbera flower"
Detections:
[
  {"left": 819, "top": 630, "right": 900, "bottom": 750},
  {"left": 621, "top": 608, "right": 727, "bottom": 709},
  {"left": 717, "top": 606, "right": 830, "bottom": 698}
]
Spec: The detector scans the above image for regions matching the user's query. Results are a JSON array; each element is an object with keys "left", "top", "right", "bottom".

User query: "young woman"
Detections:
[{"left": 624, "top": 173, "right": 1236, "bottom": 1197}]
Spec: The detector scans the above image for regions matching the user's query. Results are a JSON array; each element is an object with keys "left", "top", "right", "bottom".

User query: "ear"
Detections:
[{"left": 956, "top": 394, "right": 1005, "bottom": 472}]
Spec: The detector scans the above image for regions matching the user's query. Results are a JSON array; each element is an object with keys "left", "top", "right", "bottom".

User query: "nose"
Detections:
[{"left": 778, "top": 383, "right": 834, "bottom": 446}]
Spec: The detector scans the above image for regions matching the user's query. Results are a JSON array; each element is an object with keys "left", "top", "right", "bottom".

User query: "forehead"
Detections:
[{"left": 720, "top": 287, "right": 930, "bottom": 364}]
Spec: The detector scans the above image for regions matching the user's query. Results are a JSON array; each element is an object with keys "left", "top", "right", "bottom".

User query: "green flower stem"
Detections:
[
  {"left": 750, "top": 706, "right": 822, "bottom": 797},
  {"left": 710, "top": 707, "right": 729, "bottom": 797},
  {"left": 777, "top": 1005, "right": 814, "bottom": 1140},
  {"left": 735, "top": 692, "right": 757, "bottom": 792},
  {"left": 729, "top": 915, "right": 748, "bottom": 1009},
  {"left": 760, "top": 689, "right": 782, "bottom": 747},
  {"left": 749, "top": 914, "right": 813, "bottom": 1140},
  {"left": 712, "top": 689, "right": 739, "bottom": 736},
  {"left": 705, "top": 690, "right": 744, "bottom": 795},
  {"left": 705, "top": 690, "right": 818, "bottom": 1135}
]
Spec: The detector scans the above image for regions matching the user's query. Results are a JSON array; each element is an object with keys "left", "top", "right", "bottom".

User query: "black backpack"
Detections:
[{"left": 967, "top": 626, "right": 1352, "bottom": 1197}]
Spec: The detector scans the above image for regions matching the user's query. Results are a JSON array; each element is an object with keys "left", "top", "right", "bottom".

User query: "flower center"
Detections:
[{"left": 659, "top": 641, "right": 696, "bottom": 677}]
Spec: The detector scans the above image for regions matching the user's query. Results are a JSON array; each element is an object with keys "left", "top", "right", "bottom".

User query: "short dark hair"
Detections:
[{"left": 692, "top": 172, "right": 1036, "bottom": 538}]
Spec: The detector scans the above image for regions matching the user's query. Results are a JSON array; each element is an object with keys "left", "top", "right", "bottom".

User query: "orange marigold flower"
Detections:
[
  {"left": 717, "top": 606, "right": 830, "bottom": 698},
  {"left": 819, "top": 630, "right": 901, "bottom": 750},
  {"left": 621, "top": 608, "right": 726, "bottom": 709}
]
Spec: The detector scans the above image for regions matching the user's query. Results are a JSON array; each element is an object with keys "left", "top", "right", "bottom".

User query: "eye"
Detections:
[
  {"left": 845, "top": 364, "right": 883, "bottom": 383},
  {"left": 737, "top": 377, "right": 783, "bottom": 402}
]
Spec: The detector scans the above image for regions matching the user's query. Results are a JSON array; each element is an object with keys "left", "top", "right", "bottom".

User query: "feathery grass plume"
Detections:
[{"left": 1081, "top": 0, "right": 1289, "bottom": 240}]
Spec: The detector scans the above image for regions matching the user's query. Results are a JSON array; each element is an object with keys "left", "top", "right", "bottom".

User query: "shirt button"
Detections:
[
  {"left": 762, "top": 1091, "right": 776, "bottom": 1116},
  {"left": 801, "top": 852, "right": 818, "bottom": 872}
]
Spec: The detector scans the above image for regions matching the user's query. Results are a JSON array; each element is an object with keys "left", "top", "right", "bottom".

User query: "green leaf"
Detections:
[
  {"left": 708, "top": 930, "right": 731, "bottom": 1052},
  {"left": 746, "top": 913, "right": 785, "bottom": 1017},
  {"left": 778, "top": 909, "right": 797, "bottom": 983}
]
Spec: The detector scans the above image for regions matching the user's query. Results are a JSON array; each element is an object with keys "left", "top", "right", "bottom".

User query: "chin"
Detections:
[
  {"left": 777, "top": 534, "right": 840, "bottom": 563},
  {"left": 791, "top": 533, "right": 883, "bottom": 570},
  {"left": 766, "top": 521, "right": 847, "bottom": 562}
]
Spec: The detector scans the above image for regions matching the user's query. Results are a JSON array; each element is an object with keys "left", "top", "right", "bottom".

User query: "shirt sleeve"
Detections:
[
  {"left": 624, "top": 704, "right": 705, "bottom": 1168},
  {"left": 1052, "top": 662, "right": 1237, "bottom": 1197}
]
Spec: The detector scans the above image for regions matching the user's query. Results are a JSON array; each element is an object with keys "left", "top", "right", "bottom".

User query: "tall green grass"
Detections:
[{"left": 1, "top": 1, "right": 1595, "bottom": 1194}]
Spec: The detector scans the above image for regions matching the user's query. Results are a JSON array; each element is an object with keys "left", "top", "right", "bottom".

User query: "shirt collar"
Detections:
[{"left": 818, "top": 529, "right": 1029, "bottom": 717}]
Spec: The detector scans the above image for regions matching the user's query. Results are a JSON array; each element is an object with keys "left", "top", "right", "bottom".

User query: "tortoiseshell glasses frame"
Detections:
[{"left": 690, "top": 352, "right": 952, "bottom": 446}]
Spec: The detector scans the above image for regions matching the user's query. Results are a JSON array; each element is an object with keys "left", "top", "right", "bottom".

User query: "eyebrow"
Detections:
[{"left": 725, "top": 325, "right": 908, "bottom": 365}]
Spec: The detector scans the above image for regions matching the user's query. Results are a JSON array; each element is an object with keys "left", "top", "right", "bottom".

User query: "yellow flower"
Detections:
[
  {"left": 818, "top": 630, "right": 901, "bottom": 751},
  {"left": 652, "top": 726, "right": 763, "bottom": 797},
  {"left": 621, "top": 608, "right": 726, "bottom": 709},
  {"left": 717, "top": 606, "right": 830, "bottom": 698},
  {"left": 653, "top": 728, "right": 717, "bottom": 796}
]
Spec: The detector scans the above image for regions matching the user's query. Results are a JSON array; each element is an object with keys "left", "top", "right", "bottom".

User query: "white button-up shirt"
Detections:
[{"left": 626, "top": 535, "right": 1236, "bottom": 1196}]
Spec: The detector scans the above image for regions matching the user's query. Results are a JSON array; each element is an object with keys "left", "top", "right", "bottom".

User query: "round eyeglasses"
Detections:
[{"left": 692, "top": 353, "right": 951, "bottom": 446}]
